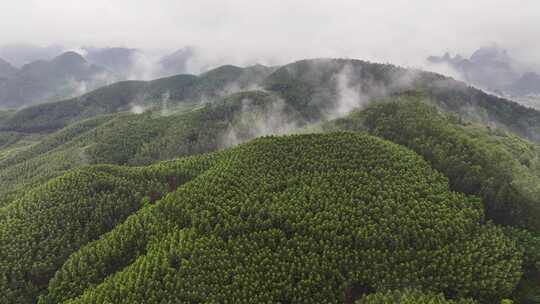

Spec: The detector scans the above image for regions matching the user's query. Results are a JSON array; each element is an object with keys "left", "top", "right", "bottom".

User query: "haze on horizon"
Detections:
[{"left": 1, "top": 0, "right": 540, "bottom": 70}]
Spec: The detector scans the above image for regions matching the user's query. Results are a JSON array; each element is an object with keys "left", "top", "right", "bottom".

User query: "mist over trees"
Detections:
[{"left": 1, "top": 1, "right": 540, "bottom": 303}]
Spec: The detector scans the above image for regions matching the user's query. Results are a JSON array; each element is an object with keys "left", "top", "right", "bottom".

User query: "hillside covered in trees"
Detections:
[{"left": 1, "top": 59, "right": 540, "bottom": 303}]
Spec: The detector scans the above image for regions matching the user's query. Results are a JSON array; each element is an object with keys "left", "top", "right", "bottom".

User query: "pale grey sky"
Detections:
[{"left": 2, "top": 0, "right": 540, "bottom": 68}]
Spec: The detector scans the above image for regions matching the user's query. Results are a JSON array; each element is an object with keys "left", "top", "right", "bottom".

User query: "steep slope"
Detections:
[
  {"left": 325, "top": 94, "right": 540, "bottom": 302},
  {"left": 29, "top": 133, "right": 521, "bottom": 304}
]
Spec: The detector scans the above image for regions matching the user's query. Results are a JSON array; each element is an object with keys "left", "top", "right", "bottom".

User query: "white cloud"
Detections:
[{"left": 1, "top": 0, "right": 539, "bottom": 68}]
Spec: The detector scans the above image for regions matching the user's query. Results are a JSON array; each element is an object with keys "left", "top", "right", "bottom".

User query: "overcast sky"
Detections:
[{"left": 2, "top": 0, "right": 540, "bottom": 68}]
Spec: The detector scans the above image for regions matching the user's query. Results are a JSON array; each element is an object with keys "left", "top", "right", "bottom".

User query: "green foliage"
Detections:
[
  {"left": 4, "top": 58, "right": 540, "bottom": 144},
  {"left": 2, "top": 59, "right": 540, "bottom": 304},
  {"left": 33, "top": 133, "right": 521, "bottom": 304},
  {"left": 332, "top": 96, "right": 540, "bottom": 232},
  {"left": 0, "top": 131, "right": 24, "bottom": 151},
  {"left": 0, "top": 64, "right": 273, "bottom": 133},
  {"left": 0, "top": 81, "right": 145, "bottom": 133},
  {"left": 355, "top": 289, "right": 477, "bottom": 304},
  {"left": 266, "top": 59, "right": 540, "bottom": 143},
  {"left": 0, "top": 154, "right": 215, "bottom": 303},
  {"left": 0, "top": 90, "right": 284, "bottom": 208},
  {"left": 0, "top": 114, "right": 119, "bottom": 206},
  {"left": 502, "top": 228, "right": 540, "bottom": 304},
  {"left": 0, "top": 114, "right": 115, "bottom": 169},
  {"left": 503, "top": 228, "right": 540, "bottom": 272}
]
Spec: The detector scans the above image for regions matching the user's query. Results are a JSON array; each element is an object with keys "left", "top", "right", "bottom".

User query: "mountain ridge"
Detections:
[{"left": 1, "top": 57, "right": 540, "bottom": 303}]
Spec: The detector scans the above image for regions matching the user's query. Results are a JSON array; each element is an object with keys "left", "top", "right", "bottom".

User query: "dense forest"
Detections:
[{"left": 1, "top": 59, "right": 540, "bottom": 303}]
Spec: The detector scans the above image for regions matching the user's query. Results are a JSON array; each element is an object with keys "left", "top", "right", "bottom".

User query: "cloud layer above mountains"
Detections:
[{"left": 1, "top": 0, "right": 540, "bottom": 69}]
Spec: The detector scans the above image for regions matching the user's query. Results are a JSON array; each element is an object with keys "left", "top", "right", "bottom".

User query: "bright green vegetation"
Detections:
[
  {"left": 355, "top": 289, "right": 478, "bottom": 304},
  {"left": 327, "top": 94, "right": 540, "bottom": 232},
  {"left": 0, "top": 90, "right": 290, "bottom": 207},
  {"left": 0, "top": 114, "right": 119, "bottom": 206},
  {"left": 326, "top": 95, "right": 540, "bottom": 303},
  {"left": 502, "top": 227, "right": 540, "bottom": 304},
  {"left": 1, "top": 59, "right": 540, "bottom": 303},
  {"left": 86, "top": 90, "right": 293, "bottom": 166},
  {"left": 21, "top": 133, "right": 519, "bottom": 303},
  {"left": 0, "top": 64, "right": 278, "bottom": 206},
  {"left": 0, "top": 154, "right": 216, "bottom": 303},
  {"left": 4, "top": 59, "right": 540, "bottom": 209}
]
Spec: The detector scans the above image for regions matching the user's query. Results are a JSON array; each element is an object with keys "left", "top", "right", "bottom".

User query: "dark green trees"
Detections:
[
  {"left": 35, "top": 133, "right": 522, "bottom": 303},
  {"left": 0, "top": 154, "right": 214, "bottom": 303},
  {"left": 358, "top": 98, "right": 540, "bottom": 232},
  {"left": 356, "top": 289, "right": 478, "bottom": 304}
]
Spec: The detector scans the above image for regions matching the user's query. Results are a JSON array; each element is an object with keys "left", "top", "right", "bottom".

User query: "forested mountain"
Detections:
[
  {"left": 325, "top": 94, "right": 540, "bottom": 232},
  {"left": 4, "top": 59, "right": 540, "bottom": 141},
  {"left": 1, "top": 133, "right": 524, "bottom": 303},
  {"left": 0, "top": 64, "right": 274, "bottom": 133},
  {"left": 1, "top": 58, "right": 540, "bottom": 303}
]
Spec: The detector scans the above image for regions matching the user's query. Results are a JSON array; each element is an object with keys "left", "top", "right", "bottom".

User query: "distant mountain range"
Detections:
[
  {"left": 158, "top": 46, "right": 195, "bottom": 77},
  {"left": 0, "top": 52, "right": 113, "bottom": 108},
  {"left": 0, "top": 44, "right": 64, "bottom": 67},
  {"left": 83, "top": 47, "right": 140, "bottom": 77},
  {"left": 0, "top": 45, "right": 197, "bottom": 108},
  {"left": 3, "top": 44, "right": 540, "bottom": 109},
  {"left": 428, "top": 46, "right": 540, "bottom": 100},
  {"left": 0, "top": 58, "right": 17, "bottom": 81}
]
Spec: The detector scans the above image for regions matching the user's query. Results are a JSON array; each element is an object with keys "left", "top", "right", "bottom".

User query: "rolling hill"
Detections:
[
  {"left": 1, "top": 133, "right": 523, "bottom": 303},
  {"left": 4, "top": 58, "right": 540, "bottom": 142},
  {"left": 1, "top": 58, "right": 540, "bottom": 303},
  {"left": 0, "top": 64, "right": 274, "bottom": 133}
]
